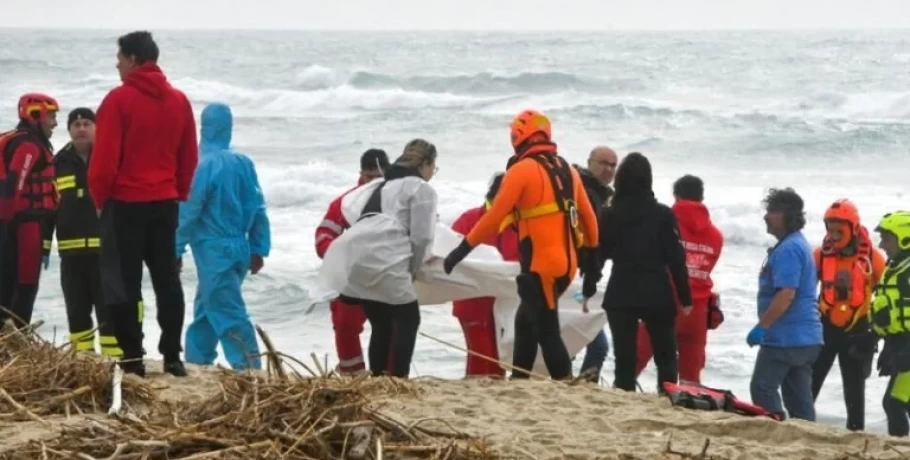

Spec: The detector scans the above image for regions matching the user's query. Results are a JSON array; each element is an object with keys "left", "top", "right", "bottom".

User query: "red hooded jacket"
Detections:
[
  {"left": 314, "top": 176, "right": 371, "bottom": 259},
  {"left": 89, "top": 63, "right": 198, "bottom": 209},
  {"left": 672, "top": 200, "right": 723, "bottom": 301},
  {"left": 451, "top": 205, "right": 520, "bottom": 321}
]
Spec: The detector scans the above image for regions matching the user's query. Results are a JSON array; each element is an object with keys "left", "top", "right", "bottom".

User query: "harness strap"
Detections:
[
  {"left": 525, "top": 154, "right": 579, "bottom": 248},
  {"left": 357, "top": 181, "right": 388, "bottom": 222}
]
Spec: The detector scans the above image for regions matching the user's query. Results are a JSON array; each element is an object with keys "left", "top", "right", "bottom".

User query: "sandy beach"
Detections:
[{"left": 3, "top": 358, "right": 910, "bottom": 460}]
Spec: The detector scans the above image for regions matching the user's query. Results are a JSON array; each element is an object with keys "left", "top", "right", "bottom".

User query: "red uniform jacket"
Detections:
[
  {"left": 315, "top": 176, "right": 371, "bottom": 259},
  {"left": 451, "top": 205, "right": 520, "bottom": 322},
  {"left": 673, "top": 199, "right": 723, "bottom": 302},
  {"left": 89, "top": 63, "right": 198, "bottom": 209}
]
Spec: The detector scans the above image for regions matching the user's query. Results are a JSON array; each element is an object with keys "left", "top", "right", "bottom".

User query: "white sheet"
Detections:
[{"left": 315, "top": 222, "right": 606, "bottom": 377}]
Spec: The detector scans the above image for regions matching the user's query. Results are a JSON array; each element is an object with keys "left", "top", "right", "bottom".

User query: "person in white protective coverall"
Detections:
[
  {"left": 175, "top": 102, "right": 271, "bottom": 371},
  {"left": 337, "top": 139, "right": 438, "bottom": 378}
]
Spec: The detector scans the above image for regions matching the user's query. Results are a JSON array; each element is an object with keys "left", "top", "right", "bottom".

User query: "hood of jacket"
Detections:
[
  {"left": 673, "top": 199, "right": 712, "bottom": 234},
  {"left": 124, "top": 63, "right": 172, "bottom": 100},
  {"left": 200, "top": 103, "right": 233, "bottom": 154},
  {"left": 609, "top": 189, "right": 657, "bottom": 225}
]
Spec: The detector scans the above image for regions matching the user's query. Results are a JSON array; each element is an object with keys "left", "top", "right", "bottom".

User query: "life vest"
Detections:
[
  {"left": 818, "top": 231, "right": 874, "bottom": 331},
  {"left": 497, "top": 153, "right": 584, "bottom": 250},
  {"left": 870, "top": 256, "right": 910, "bottom": 337},
  {"left": 662, "top": 382, "right": 782, "bottom": 421},
  {"left": 0, "top": 128, "right": 57, "bottom": 222}
]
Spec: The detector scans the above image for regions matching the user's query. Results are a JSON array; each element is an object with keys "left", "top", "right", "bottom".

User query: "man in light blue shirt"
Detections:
[
  {"left": 175, "top": 102, "right": 271, "bottom": 371},
  {"left": 747, "top": 187, "right": 823, "bottom": 421}
]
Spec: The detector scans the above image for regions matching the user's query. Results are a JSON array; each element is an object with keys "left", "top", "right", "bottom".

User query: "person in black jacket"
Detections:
[
  {"left": 52, "top": 108, "right": 121, "bottom": 357},
  {"left": 582, "top": 152, "right": 692, "bottom": 392}
]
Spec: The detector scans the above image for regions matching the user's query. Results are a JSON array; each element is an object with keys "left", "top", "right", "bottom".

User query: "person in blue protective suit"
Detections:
[{"left": 175, "top": 102, "right": 271, "bottom": 371}]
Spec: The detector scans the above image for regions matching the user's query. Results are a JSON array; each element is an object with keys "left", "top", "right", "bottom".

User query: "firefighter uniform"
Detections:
[{"left": 53, "top": 142, "right": 121, "bottom": 357}]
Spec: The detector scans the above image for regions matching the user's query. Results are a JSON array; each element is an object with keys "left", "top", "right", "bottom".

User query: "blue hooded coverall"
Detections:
[{"left": 176, "top": 102, "right": 271, "bottom": 371}]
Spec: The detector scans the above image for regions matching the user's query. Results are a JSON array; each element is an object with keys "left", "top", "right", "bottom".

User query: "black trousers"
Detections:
[
  {"left": 609, "top": 307, "right": 678, "bottom": 392},
  {"left": 0, "top": 220, "right": 44, "bottom": 327},
  {"left": 98, "top": 200, "right": 185, "bottom": 362},
  {"left": 811, "top": 324, "right": 874, "bottom": 431},
  {"left": 360, "top": 300, "right": 420, "bottom": 378},
  {"left": 511, "top": 272, "right": 572, "bottom": 380},
  {"left": 60, "top": 254, "right": 120, "bottom": 356}
]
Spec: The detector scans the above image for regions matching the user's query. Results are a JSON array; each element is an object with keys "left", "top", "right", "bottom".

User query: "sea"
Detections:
[{"left": 1, "top": 29, "right": 909, "bottom": 432}]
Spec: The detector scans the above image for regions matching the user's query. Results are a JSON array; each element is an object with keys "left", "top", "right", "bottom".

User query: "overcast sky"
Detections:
[{"left": 3, "top": 0, "right": 909, "bottom": 30}]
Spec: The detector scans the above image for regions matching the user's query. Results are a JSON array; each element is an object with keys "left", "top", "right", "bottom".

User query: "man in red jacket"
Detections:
[
  {"left": 89, "top": 31, "right": 199, "bottom": 378},
  {"left": 451, "top": 172, "right": 520, "bottom": 378},
  {"left": 315, "top": 149, "right": 390, "bottom": 375},
  {"left": 635, "top": 175, "right": 723, "bottom": 384},
  {"left": 0, "top": 93, "right": 60, "bottom": 327}
]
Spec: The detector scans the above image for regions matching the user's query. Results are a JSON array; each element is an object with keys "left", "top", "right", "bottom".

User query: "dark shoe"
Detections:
[
  {"left": 121, "top": 360, "right": 146, "bottom": 378},
  {"left": 164, "top": 360, "right": 187, "bottom": 377}
]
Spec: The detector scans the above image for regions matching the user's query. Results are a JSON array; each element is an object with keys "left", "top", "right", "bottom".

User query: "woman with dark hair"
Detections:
[
  {"left": 747, "top": 187, "right": 822, "bottom": 421},
  {"left": 582, "top": 152, "right": 692, "bottom": 392}
]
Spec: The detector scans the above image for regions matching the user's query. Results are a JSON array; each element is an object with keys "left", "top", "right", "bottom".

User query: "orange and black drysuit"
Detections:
[
  {"left": 443, "top": 110, "right": 598, "bottom": 380},
  {"left": 0, "top": 121, "right": 57, "bottom": 327},
  {"left": 811, "top": 199, "right": 886, "bottom": 432}
]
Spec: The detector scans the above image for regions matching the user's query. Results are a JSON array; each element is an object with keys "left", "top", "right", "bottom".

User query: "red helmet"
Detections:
[{"left": 17, "top": 93, "right": 59, "bottom": 126}]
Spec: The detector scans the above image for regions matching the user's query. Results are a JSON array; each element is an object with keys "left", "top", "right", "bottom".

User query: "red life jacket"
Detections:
[
  {"left": 0, "top": 128, "right": 58, "bottom": 222},
  {"left": 662, "top": 382, "right": 782, "bottom": 421},
  {"left": 817, "top": 227, "right": 874, "bottom": 330}
]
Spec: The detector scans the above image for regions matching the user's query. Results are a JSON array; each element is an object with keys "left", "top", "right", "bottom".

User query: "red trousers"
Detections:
[
  {"left": 0, "top": 220, "right": 43, "bottom": 327},
  {"left": 458, "top": 318, "right": 505, "bottom": 378},
  {"left": 636, "top": 299, "right": 709, "bottom": 384},
  {"left": 330, "top": 298, "right": 394, "bottom": 374}
]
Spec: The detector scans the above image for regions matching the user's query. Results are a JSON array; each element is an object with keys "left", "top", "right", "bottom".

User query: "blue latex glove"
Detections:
[
  {"left": 746, "top": 325, "right": 766, "bottom": 347},
  {"left": 42, "top": 254, "right": 49, "bottom": 270}
]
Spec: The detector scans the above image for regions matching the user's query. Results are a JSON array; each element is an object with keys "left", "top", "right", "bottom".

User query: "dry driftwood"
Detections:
[
  {"left": 0, "top": 318, "right": 156, "bottom": 421},
  {"left": 0, "top": 321, "right": 498, "bottom": 460}
]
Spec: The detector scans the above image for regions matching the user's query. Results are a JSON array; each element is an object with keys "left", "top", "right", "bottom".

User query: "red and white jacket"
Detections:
[{"left": 315, "top": 176, "right": 371, "bottom": 259}]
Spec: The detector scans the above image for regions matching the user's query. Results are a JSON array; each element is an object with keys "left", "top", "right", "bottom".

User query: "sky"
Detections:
[{"left": 3, "top": 0, "right": 910, "bottom": 31}]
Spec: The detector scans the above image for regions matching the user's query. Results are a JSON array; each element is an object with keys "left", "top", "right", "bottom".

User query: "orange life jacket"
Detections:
[{"left": 818, "top": 230, "right": 874, "bottom": 330}]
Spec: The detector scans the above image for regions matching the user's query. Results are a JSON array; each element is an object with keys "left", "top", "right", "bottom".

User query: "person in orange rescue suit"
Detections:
[
  {"left": 811, "top": 199, "right": 886, "bottom": 432},
  {"left": 443, "top": 109, "right": 599, "bottom": 380},
  {"left": 635, "top": 174, "right": 723, "bottom": 386},
  {"left": 451, "top": 172, "right": 520, "bottom": 378},
  {"left": 314, "top": 148, "right": 394, "bottom": 375},
  {"left": 51, "top": 108, "right": 122, "bottom": 357},
  {"left": 0, "top": 93, "right": 60, "bottom": 327}
]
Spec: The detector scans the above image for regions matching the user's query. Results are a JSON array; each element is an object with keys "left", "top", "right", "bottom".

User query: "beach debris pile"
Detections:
[
  {"left": 0, "top": 319, "right": 156, "bottom": 421},
  {"left": 0, "top": 324, "right": 499, "bottom": 460}
]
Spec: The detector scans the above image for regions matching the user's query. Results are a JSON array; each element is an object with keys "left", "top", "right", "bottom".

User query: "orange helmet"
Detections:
[
  {"left": 18, "top": 93, "right": 59, "bottom": 126},
  {"left": 824, "top": 199, "right": 860, "bottom": 227},
  {"left": 510, "top": 109, "right": 551, "bottom": 149}
]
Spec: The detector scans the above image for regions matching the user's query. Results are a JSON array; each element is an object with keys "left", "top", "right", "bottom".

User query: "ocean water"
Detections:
[{"left": 1, "top": 29, "right": 909, "bottom": 431}]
